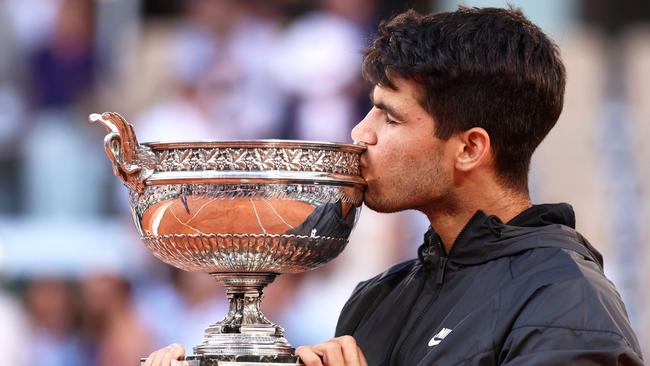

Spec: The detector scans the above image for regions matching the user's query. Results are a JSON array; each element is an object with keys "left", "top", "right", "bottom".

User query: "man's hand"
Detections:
[
  {"left": 296, "top": 336, "right": 368, "bottom": 366},
  {"left": 142, "top": 343, "right": 188, "bottom": 366}
]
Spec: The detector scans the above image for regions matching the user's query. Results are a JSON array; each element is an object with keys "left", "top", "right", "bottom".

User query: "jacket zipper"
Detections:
[
  {"left": 433, "top": 212, "right": 481, "bottom": 285},
  {"left": 432, "top": 232, "right": 448, "bottom": 286},
  {"left": 389, "top": 235, "right": 448, "bottom": 365},
  {"left": 436, "top": 257, "right": 448, "bottom": 285}
]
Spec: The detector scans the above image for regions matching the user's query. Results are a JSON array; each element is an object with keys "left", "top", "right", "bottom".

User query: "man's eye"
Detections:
[{"left": 386, "top": 117, "right": 399, "bottom": 125}]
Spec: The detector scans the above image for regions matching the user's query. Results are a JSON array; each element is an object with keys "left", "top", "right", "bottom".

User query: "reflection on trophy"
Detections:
[{"left": 90, "top": 112, "right": 365, "bottom": 365}]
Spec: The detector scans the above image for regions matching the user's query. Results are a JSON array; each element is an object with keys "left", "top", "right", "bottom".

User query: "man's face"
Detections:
[{"left": 351, "top": 78, "right": 456, "bottom": 213}]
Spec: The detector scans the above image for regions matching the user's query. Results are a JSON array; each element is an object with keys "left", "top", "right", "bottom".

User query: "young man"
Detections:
[{"left": 146, "top": 7, "right": 644, "bottom": 366}]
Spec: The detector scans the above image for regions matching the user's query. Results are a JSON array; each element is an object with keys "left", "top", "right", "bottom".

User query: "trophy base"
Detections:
[{"left": 140, "top": 354, "right": 300, "bottom": 366}]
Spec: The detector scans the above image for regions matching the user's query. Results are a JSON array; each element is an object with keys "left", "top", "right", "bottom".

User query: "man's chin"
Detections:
[{"left": 362, "top": 194, "right": 403, "bottom": 214}]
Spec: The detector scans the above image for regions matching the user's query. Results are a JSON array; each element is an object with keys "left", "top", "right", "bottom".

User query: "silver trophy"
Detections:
[{"left": 90, "top": 112, "right": 365, "bottom": 365}]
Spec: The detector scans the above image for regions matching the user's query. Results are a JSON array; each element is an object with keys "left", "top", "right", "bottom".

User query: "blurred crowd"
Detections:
[{"left": 0, "top": 0, "right": 649, "bottom": 365}]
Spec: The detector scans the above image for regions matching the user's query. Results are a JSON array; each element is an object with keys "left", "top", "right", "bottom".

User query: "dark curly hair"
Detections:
[{"left": 363, "top": 7, "right": 566, "bottom": 192}]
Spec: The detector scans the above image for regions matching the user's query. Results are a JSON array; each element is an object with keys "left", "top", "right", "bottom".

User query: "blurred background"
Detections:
[{"left": 0, "top": 0, "right": 648, "bottom": 364}]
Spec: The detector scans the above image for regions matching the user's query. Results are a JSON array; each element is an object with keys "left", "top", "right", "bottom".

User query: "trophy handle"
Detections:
[{"left": 89, "top": 112, "right": 155, "bottom": 196}]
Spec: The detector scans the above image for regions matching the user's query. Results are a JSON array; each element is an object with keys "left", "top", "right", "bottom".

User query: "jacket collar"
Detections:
[{"left": 418, "top": 203, "right": 602, "bottom": 269}]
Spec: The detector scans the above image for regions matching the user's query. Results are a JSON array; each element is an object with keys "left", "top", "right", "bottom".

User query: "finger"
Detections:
[
  {"left": 357, "top": 345, "right": 368, "bottom": 366},
  {"left": 149, "top": 344, "right": 182, "bottom": 366},
  {"left": 296, "top": 346, "right": 324, "bottom": 366},
  {"left": 144, "top": 348, "right": 171, "bottom": 366},
  {"left": 162, "top": 343, "right": 186, "bottom": 365},
  {"left": 143, "top": 350, "right": 156, "bottom": 366},
  {"left": 150, "top": 349, "right": 170, "bottom": 366},
  {"left": 313, "top": 341, "right": 345, "bottom": 366},
  {"left": 146, "top": 349, "right": 166, "bottom": 366},
  {"left": 331, "top": 336, "right": 361, "bottom": 365}
]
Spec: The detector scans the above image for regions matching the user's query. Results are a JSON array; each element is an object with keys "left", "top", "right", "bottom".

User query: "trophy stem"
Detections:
[{"left": 193, "top": 273, "right": 294, "bottom": 357}]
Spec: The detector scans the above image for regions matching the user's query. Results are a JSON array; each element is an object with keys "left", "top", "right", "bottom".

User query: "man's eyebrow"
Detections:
[{"left": 369, "top": 90, "right": 405, "bottom": 121}]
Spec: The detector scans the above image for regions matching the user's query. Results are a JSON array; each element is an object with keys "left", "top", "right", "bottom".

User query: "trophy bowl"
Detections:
[{"left": 90, "top": 112, "right": 365, "bottom": 365}]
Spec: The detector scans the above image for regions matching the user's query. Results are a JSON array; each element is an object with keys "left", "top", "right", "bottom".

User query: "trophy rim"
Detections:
[
  {"left": 141, "top": 139, "right": 366, "bottom": 153},
  {"left": 142, "top": 232, "right": 349, "bottom": 240},
  {"left": 145, "top": 171, "right": 367, "bottom": 186}
]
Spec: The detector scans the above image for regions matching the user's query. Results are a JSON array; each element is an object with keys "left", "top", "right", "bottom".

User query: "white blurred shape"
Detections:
[
  {"left": 3, "top": 0, "right": 63, "bottom": 50},
  {"left": 135, "top": 98, "right": 214, "bottom": 143},
  {"left": 270, "top": 13, "right": 362, "bottom": 97},
  {"left": 0, "top": 217, "right": 145, "bottom": 278},
  {"left": 0, "top": 292, "right": 29, "bottom": 365}
]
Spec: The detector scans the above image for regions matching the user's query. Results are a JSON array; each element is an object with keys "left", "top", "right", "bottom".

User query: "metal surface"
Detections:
[
  {"left": 216, "top": 363, "right": 301, "bottom": 366},
  {"left": 91, "top": 112, "right": 365, "bottom": 360},
  {"left": 142, "top": 354, "right": 300, "bottom": 366}
]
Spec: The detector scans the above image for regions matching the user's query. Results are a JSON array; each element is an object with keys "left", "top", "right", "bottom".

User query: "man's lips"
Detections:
[
  {"left": 359, "top": 161, "right": 370, "bottom": 181},
  {"left": 359, "top": 161, "right": 367, "bottom": 177}
]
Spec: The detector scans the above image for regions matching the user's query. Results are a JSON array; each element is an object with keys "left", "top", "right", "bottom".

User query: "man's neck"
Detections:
[{"left": 423, "top": 189, "right": 532, "bottom": 254}]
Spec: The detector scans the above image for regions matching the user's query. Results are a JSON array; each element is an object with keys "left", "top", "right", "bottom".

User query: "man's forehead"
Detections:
[
  {"left": 371, "top": 80, "right": 421, "bottom": 103},
  {"left": 369, "top": 85, "right": 395, "bottom": 106},
  {"left": 370, "top": 84, "right": 397, "bottom": 102}
]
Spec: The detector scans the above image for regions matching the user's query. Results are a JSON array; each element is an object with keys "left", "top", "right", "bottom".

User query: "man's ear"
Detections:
[{"left": 454, "top": 127, "right": 491, "bottom": 172}]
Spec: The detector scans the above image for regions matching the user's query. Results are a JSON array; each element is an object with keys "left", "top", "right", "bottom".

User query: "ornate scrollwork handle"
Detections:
[{"left": 89, "top": 112, "right": 155, "bottom": 197}]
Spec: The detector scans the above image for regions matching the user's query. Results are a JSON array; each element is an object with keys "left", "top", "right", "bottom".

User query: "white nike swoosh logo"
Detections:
[{"left": 428, "top": 327, "right": 453, "bottom": 347}]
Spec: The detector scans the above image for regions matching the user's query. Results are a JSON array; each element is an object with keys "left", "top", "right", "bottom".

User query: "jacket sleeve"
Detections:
[{"left": 499, "top": 325, "right": 644, "bottom": 365}]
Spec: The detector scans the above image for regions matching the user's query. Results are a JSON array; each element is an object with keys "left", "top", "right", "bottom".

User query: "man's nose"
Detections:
[{"left": 351, "top": 111, "right": 377, "bottom": 146}]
